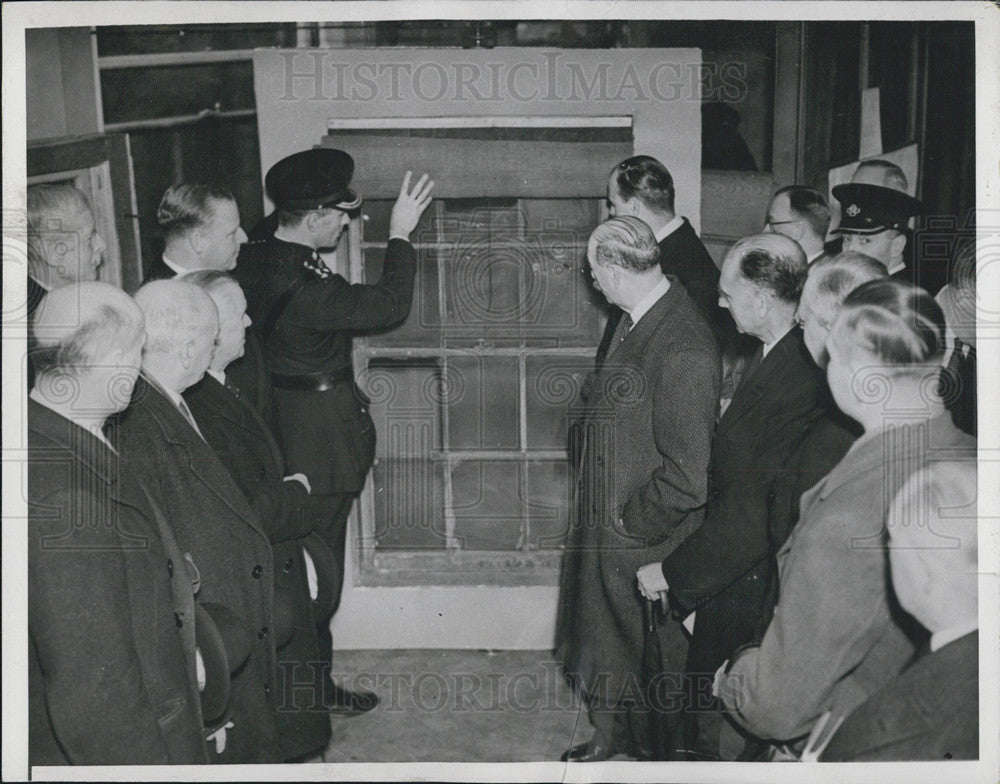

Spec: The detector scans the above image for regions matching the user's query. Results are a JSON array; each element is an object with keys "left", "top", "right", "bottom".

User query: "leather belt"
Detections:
[{"left": 271, "top": 367, "right": 354, "bottom": 392}]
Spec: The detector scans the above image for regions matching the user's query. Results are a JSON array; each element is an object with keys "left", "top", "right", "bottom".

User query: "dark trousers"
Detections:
[{"left": 316, "top": 492, "right": 356, "bottom": 696}]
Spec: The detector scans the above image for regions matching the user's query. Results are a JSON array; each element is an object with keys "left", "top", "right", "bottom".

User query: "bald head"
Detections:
[
  {"left": 719, "top": 234, "right": 806, "bottom": 342},
  {"left": 851, "top": 159, "right": 908, "bottom": 192},
  {"left": 134, "top": 279, "right": 219, "bottom": 393},
  {"left": 31, "top": 282, "right": 145, "bottom": 415}
]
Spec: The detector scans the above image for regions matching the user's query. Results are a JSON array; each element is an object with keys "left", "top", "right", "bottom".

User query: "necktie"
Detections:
[
  {"left": 177, "top": 397, "right": 206, "bottom": 442},
  {"left": 606, "top": 312, "right": 633, "bottom": 360},
  {"left": 946, "top": 337, "right": 965, "bottom": 377}
]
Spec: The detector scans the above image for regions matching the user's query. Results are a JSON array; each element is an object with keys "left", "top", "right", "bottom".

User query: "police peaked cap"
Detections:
[
  {"left": 265, "top": 148, "right": 362, "bottom": 212},
  {"left": 832, "top": 182, "right": 923, "bottom": 234}
]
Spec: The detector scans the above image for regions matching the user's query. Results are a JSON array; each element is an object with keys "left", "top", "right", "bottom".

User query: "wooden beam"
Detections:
[
  {"left": 772, "top": 21, "right": 805, "bottom": 185},
  {"left": 328, "top": 116, "right": 633, "bottom": 130}
]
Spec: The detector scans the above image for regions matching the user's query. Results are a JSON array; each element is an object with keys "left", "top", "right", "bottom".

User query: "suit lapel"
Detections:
[
  {"left": 29, "top": 400, "right": 156, "bottom": 547},
  {"left": 718, "top": 328, "right": 799, "bottom": 433},
  {"left": 201, "top": 374, "right": 286, "bottom": 473},
  {"left": 138, "top": 375, "right": 264, "bottom": 534}
]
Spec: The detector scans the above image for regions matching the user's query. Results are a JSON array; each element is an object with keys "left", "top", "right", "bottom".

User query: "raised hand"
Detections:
[{"left": 388, "top": 171, "right": 435, "bottom": 241}]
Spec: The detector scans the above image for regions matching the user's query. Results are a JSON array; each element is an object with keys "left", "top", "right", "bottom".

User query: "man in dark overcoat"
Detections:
[
  {"left": 28, "top": 283, "right": 208, "bottom": 765},
  {"left": 182, "top": 270, "right": 337, "bottom": 760},
  {"left": 109, "top": 279, "right": 282, "bottom": 763},
  {"left": 235, "top": 149, "right": 433, "bottom": 712},
  {"left": 637, "top": 233, "right": 825, "bottom": 759},
  {"left": 557, "top": 216, "right": 720, "bottom": 761},
  {"left": 597, "top": 155, "right": 735, "bottom": 364}
]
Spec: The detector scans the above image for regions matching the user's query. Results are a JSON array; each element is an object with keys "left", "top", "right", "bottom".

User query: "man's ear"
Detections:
[
  {"left": 754, "top": 285, "right": 773, "bottom": 319},
  {"left": 304, "top": 211, "right": 323, "bottom": 234},
  {"left": 189, "top": 226, "right": 207, "bottom": 257},
  {"left": 891, "top": 231, "right": 907, "bottom": 261},
  {"left": 178, "top": 339, "right": 193, "bottom": 369}
]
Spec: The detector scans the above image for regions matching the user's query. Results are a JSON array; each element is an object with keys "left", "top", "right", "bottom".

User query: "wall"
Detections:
[{"left": 25, "top": 28, "right": 100, "bottom": 141}]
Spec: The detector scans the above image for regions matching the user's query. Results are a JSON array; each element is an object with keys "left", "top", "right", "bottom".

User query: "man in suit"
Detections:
[
  {"left": 761, "top": 251, "right": 887, "bottom": 579},
  {"left": 597, "top": 155, "right": 734, "bottom": 365},
  {"left": 146, "top": 182, "right": 275, "bottom": 434},
  {"left": 145, "top": 184, "right": 247, "bottom": 281},
  {"left": 727, "top": 252, "right": 888, "bottom": 759},
  {"left": 28, "top": 282, "right": 208, "bottom": 765},
  {"left": 763, "top": 186, "right": 832, "bottom": 266},
  {"left": 637, "top": 233, "right": 824, "bottom": 759},
  {"left": 822, "top": 461, "right": 979, "bottom": 761},
  {"left": 235, "top": 149, "right": 433, "bottom": 713},
  {"left": 182, "top": 270, "right": 338, "bottom": 759},
  {"left": 557, "top": 216, "right": 720, "bottom": 762},
  {"left": 110, "top": 279, "right": 282, "bottom": 763},
  {"left": 25, "top": 184, "right": 107, "bottom": 387},
  {"left": 831, "top": 182, "right": 923, "bottom": 284}
]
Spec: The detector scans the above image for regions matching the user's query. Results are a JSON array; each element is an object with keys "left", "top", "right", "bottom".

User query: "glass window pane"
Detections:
[
  {"left": 446, "top": 357, "right": 519, "bottom": 451},
  {"left": 101, "top": 62, "right": 255, "bottom": 124},
  {"left": 525, "top": 460, "right": 574, "bottom": 550},
  {"left": 525, "top": 356, "right": 591, "bottom": 451},
  {"left": 97, "top": 24, "right": 298, "bottom": 56},
  {"left": 451, "top": 460, "right": 524, "bottom": 550},
  {"left": 371, "top": 457, "right": 447, "bottom": 550}
]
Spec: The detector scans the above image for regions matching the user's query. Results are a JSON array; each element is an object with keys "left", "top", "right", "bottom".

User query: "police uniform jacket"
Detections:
[
  {"left": 236, "top": 235, "right": 416, "bottom": 494},
  {"left": 109, "top": 375, "right": 282, "bottom": 763},
  {"left": 28, "top": 399, "right": 208, "bottom": 765}
]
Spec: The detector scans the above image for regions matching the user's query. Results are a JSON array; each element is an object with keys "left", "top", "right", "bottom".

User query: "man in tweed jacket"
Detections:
[{"left": 557, "top": 216, "right": 719, "bottom": 761}]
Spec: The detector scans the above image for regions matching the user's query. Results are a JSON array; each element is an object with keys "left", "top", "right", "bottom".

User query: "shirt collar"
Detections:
[
  {"left": 653, "top": 215, "right": 684, "bottom": 244},
  {"left": 761, "top": 324, "right": 794, "bottom": 358},
  {"left": 143, "top": 370, "right": 185, "bottom": 409},
  {"left": 162, "top": 255, "right": 192, "bottom": 277},
  {"left": 930, "top": 619, "right": 977, "bottom": 653},
  {"left": 628, "top": 275, "right": 671, "bottom": 327},
  {"left": 206, "top": 368, "right": 226, "bottom": 386}
]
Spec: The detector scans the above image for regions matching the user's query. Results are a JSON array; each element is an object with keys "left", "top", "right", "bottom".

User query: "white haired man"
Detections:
[
  {"left": 109, "top": 279, "right": 282, "bottom": 763},
  {"left": 28, "top": 282, "right": 207, "bottom": 765}
]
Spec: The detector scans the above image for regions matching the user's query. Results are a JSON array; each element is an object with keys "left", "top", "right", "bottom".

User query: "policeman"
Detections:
[
  {"left": 236, "top": 148, "right": 433, "bottom": 714},
  {"left": 831, "top": 182, "right": 923, "bottom": 284}
]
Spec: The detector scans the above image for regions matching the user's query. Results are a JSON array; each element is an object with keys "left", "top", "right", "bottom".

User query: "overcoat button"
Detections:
[
  {"left": 175, "top": 612, "right": 183, "bottom": 628},
  {"left": 167, "top": 558, "right": 174, "bottom": 577},
  {"left": 258, "top": 627, "right": 269, "bottom": 639},
  {"left": 252, "top": 564, "right": 264, "bottom": 578},
  {"left": 283, "top": 558, "right": 294, "bottom": 573}
]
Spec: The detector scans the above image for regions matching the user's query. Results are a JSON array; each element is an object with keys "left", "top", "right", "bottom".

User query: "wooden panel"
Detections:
[{"left": 320, "top": 135, "right": 631, "bottom": 199}]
